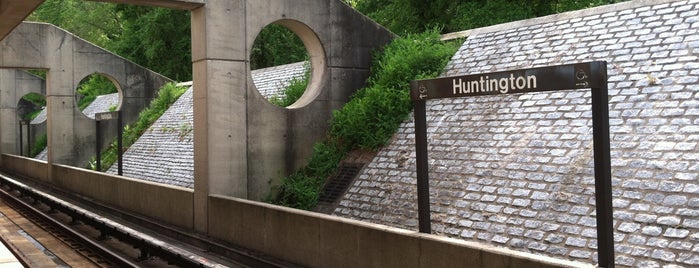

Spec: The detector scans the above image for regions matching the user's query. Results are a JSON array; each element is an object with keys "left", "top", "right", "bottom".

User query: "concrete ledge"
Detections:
[
  {"left": 50, "top": 164, "right": 194, "bottom": 229},
  {"left": 0, "top": 154, "right": 48, "bottom": 181},
  {"left": 209, "top": 195, "right": 594, "bottom": 268}
]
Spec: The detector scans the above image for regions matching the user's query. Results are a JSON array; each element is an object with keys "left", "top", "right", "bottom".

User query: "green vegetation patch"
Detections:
[
  {"left": 269, "top": 30, "right": 459, "bottom": 209},
  {"left": 77, "top": 74, "right": 118, "bottom": 111},
  {"left": 269, "top": 63, "right": 310, "bottom": 107},
  {"left": 30, "top": 134, "right": 47, "bottom": 158}
]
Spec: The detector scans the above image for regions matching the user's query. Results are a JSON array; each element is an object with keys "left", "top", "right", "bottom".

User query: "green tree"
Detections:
[
  {"left": 28, "top": 0, "right": 121, "bottom": 48},
  {"left": 76, "top": 74, "right": 118, "bottom": 111},
  {"left": 111, "top": 5, "right": 192, "bottom": 81},
  {"left": 250, "top": 24, "right": 307, "bottom": 70},
  {"left": 355, "top": 0, "right": 623, "bottom": 34},
  {"left": 30, "top": 1, "right": 192, "bottom": 81}
]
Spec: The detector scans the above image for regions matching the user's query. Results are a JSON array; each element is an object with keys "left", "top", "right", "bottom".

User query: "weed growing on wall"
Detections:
[
  {"left": 91, "top": 82, "right": 187, "bottom": 171},
  {"left": 269, "top": 63, "right": 310, "bottom": 107},
  {"left": 269, "top": 29, "right": 459, "bottom": 209},
  {"left": 30, "top": 134, "right": 47, "bottom": 157}
]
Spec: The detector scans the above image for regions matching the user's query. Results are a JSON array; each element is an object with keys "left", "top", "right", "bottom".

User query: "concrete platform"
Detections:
[{"left": 0, "top": 242, "right": 21, "bottom": 268}]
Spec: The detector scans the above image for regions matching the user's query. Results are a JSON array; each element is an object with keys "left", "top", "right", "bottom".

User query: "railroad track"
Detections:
[{"left": 0, "top": 173, "right": 294, "bottom": 268}]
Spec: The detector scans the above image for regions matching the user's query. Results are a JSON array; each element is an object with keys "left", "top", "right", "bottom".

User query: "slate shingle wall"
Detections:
[
  {"left": 106, "top": 87, "right": 195, "bottom": 187},
  {"left": 105, "top": 62, "right": 305, "bottom": 188},
  {"left": 334, "top": 0, "right": 699, "bottom": 266},
  {"left": 251, "top": 61, "right": 307, "bottom": 99}
]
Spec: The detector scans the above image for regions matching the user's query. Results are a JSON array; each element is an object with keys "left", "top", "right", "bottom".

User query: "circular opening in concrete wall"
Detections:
[
  {"left": 16, "top": 92, "right": 46, "bottom": 124},
  {"left": 16, "top": 92, "right": 47, "bottom": 158},
  {"left": 250, "top": 20, "right": 325, "bottom": 109},
  {"left": 75, "top": 73, "right": 121, "bottom": 119}
]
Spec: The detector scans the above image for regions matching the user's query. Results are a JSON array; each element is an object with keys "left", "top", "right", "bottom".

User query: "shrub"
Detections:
[
  {"left": 30, "top": 134, "right": 47, "bottom": 157},
  {"left": 269, "top": 63, "right": 310, "bottom": 107},
  {"left": 270, "top": 29, "right": 459, "bottom": 209}
]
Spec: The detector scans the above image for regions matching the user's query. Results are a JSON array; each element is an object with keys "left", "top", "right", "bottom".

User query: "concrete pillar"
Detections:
[
  {"left": 0, "top": 70, "right": 45, "bottom": 156},
  {"left": 0, "top": 70, "right": 18, "bottom": 155},
  {"left": 191, "top": 0, "right": 248, "bottom": 232},
  {"left": 191, "top": 0, "right": 393, "bottom": 233}
]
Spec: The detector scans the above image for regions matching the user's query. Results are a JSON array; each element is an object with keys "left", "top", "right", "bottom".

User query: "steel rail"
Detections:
[
  {"left": 0, "top": 174, "right": 231, "bottom": 267},
  {"left": 0, "top": 179, "right": 140, "bottom": 267}
]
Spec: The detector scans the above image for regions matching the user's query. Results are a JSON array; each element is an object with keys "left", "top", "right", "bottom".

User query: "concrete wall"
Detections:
[
  {"left": 0, "top": 70, "right": 45, "bottom": 156},
  {"left": 50, "top": 163, "right": 194, "bottom": 229},
  {"left": 0, "top": 155, "right": 193, "bottom": 228},
  {"left": 244, "top": 3, "right": 395, "bottom": 201},
  {"left": 0, "top": 160, "right": 587, "bottom": 267},
  {"left": 0, "top": 154, "right": 48, "bottom": 181},
  {"left": 191, "top": 0, "right": 394, "bottom": 231},
  {"left": 0, "top": 22, "right": 170, "bottom": 169},
  {"left": 208, "top": 194, "right": 592, "bottom": 268}
]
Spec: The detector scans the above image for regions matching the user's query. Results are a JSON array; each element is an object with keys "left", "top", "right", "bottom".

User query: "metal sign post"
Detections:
[
  {"left": 95, "top": 119, "right": 102, "bottom": 171},
  {"left": 410, "top": 61, "right": 613, "bottom": 267},
  {"left": 95, "top": 111, "right": 122, "bottom": 175},
  {"left": 18, "top": 120, "right": 24, "bottom": 156},
  {"left": 18, "top": 119, "right": 30, "bottom": 157}
]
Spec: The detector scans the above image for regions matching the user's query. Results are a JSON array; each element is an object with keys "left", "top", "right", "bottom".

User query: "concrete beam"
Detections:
[{"left": 0, "top": 0, "right": 44, "bottom": 41}]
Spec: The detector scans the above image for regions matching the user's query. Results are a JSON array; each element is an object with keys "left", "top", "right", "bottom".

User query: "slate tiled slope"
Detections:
[
  {"left": 251, "top": 61, "right": 307, "bottom": 99},
  {"left": 82, "top": 93, "right": 120, "bottom": 119},
  {"left": 106, "top": 87, "right": 194, "bottom": 187},
  {"left": 104, "top": 63, "right": 304, "bottom": 188},
  {"left": 334, "top": 0, "right": 699, "bottom": 267}
]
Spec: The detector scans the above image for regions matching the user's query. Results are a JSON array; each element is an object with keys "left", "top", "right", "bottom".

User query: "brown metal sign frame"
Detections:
[
  {"left": 410, "top": 61, "right": 614, "bottom": 267},
  {"left": 94, "top": 111, "right": 123, "bottom": 175}
]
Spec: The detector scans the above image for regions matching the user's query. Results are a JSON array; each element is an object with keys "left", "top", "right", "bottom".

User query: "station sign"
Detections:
[
  {"left": 95, "top": 111, "right": 119, "bottom": 121},
  {"left": 411, "top": 62, "right": 604, "bottom": 101},
  {"left": 410, "top": 61, "right": 615, "bottom": 268}
]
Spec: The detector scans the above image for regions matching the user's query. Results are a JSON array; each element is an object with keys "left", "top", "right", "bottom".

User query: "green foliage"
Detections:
[
  {"left": 29, "top": 1, "right": 191, "bottom": 81},
  {"left": 21, "top": 92, "right": 46, "bottom": 107},
  {"left": 26, "top": 70, "right": 47, "bottom": 79},
  {"left": 331, "top": 30, "right": 456, "bottom": 150},
  {"left": 94, "top": 83, "right": 187, "bottom": 171},
  {"left": 19, "top": 93, "right": 46, "bottom": 121},
  {"left": 269, "top": 64, "right": 310, "bottom": 107},
  {"left": 24, "top": 109, "right": 43, "bottom": 121},
  {"left": 251, "top": 24, "right": 308, "bottom": 70},
  {"left": 355, "top": 0, "right": 625, "bottom": 34},
  {"left": 28, "top": 0, "right": 120, "bottom": 48},
  {"left": 270, "top": 30, "right": 458, "bottom": 209},
  {"left": 30, "top": 134, "right": 47, "bottom": 157},
  {"left": 330, "top": 86, "right": 410, "bottom": 150},
  {"left": 270, "top": 142, "right": 347, "bottom": 209},
  {"left": 76, "top": 74, "right": 118, "bottom": 111},
  {"left": 112, "top": 5, "right": 192, "bottom": 81}
]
